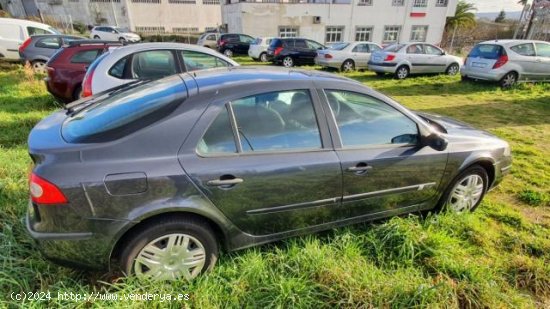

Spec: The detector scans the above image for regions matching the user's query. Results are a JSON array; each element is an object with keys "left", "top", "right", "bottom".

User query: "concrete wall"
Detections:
[{"left": 222, "top": 0, "right": 457, "bottom": 45}]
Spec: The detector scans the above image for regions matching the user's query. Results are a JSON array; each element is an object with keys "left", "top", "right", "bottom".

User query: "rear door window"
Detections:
[
  {"left": 510, "top": 43, "right": 536, "bottom": 57},
  {"left": 352, "top": 43, "right": 369, "bottom": 53},
  {"left": 70, "top": 49, "right": 101, "bottom": 63},
  {"left": 306, "top": 40, "right": 323, "bottom": 50},
  {"left": 62, "top": 75, "right": 187, "bottom": 143},
  {"left": 468, "top": 44, "right": 504, "bottom": 59},
  {"left": 180, "top": 50, "right": 230, "bottom": 71},
  {"left": 406, "top": 44, "right": 424, "bottom": 54},
  {"left": 295, "top": 39, "right": 308, "bottom": 48},
  {"left": 130, "top": 50, "right": 178, "bottom": 79}
]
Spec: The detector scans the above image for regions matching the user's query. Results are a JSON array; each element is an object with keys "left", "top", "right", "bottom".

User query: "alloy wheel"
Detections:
[
  {"left": 260, "top": 53, "right": 268, "bottom": 62},
  {"left": 447, "top": 64, "right": 459, "bottom": 75},
  {"left": 342, "top": 60, "right": 355, "bottom": 72},
  {"left": 396, "top": 66, "right": 409, "bottom": 79},
  {"left": 224, "top": 49, "right": 233, "bottom": 57},
  {"left": 501, "top": 73, "right": 517, "bottom": 88},
  {"left": 133, "top": 233, "right": 206, "bottom": 281},
  {"left": 447, "top": 174, "right": 484, "bottom": 212},
  {"left": 32, "top": 61, "right": 46, "bottom": 74},
  {"left": 283, "top": 56, "right": 294, "bottom": 67}
]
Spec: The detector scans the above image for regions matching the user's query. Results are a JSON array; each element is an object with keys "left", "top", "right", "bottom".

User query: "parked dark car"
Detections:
[
  {"left": 267, "top": 38, "right": 325, "bottom": 67},
  {"left": 217, "top": 33, "right": 255, "bottom": 57},
  {"left": 44, "top": 40, "right": 121, "bottom": 103},
  {"left": 27, "top": 67, "right": 511, "bottom": 282},
  {"left": 18, "top": 34, "right": 84, "bottom": 73}
]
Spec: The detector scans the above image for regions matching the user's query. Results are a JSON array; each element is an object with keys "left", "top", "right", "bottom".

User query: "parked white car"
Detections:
[
  {"left": 90, "top": 26, "right": 141, "bottom": 43},
  {"left": 248, "top": 37, "right": 274, "bottom": 62},
  {"left": 0, "top": 18, "right": 60, "bottom": 60},
  {"left": 368, "top": 43, "right": 462, "bottom": 79},
  {"left": 81, "top": 43, "right": 239, "bottom": 97},
  {"left": 461, "top": 40, "right": 550, "bottom": 88},
  {"left": 315, "top": 41, "right": 382, "bottom": 72}
]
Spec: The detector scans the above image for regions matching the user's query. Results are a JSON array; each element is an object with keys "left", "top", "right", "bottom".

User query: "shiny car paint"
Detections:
[
  {"left": 315, "top": 42, "right": 382, "bottom": 71},
  {"left": 26, "top": 67, "right": 511, "bottom": 270}
]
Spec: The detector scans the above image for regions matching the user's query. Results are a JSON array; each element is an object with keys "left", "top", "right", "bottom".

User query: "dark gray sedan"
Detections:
[{"left": 26, "top": 67, "right": 511, "bottom": 281}]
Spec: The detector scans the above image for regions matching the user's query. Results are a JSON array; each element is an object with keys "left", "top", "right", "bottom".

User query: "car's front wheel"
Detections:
[
  {"left": 443, "top": 165, "right": 489, "bottom": 212},
  {"left": 282, "top": 56, "right": 294, "bottom": 67},
  {"left": 446, "top": 63, "right": 460, "bottom": 75},
  {"left": 119, "top": 37, "right": 126, "bottom": 44},
  {"left": 119, "top": 216, "right": 218, "bottom": 281},
  {"left": 93, "top": 35, "right": 100, "bottom": 39}
]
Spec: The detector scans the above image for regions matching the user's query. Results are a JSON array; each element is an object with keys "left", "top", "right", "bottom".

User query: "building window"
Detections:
[
  {"left": 410, "top": 25, "right": 428, "bottom": 42},
  {"left": 435, "top": 0, "right": 448, "bottom": 6},
  {"left": 203, "top": 0, "right": 220, "bottom": 3},
  {"left": 173, "top": 27, "right": 199, "bottom": 33},
  {"left": 131, "top": 0, "right": 160, "bottom": 3},
  {"left": 168, "top": 0, "right": 196, "bottom": 3},
  {"left": 68, "top": 0, "right": 79, "bottom": 2},
  {"left": 279, "top": 26, "right": 299, "bottom": 38},
  {"left": 325, "top": 26, "right": 344, "bottom": 43},
  {"left": 383, "top": 25, "right": 401, "bottom": 43},
  {"left": 392, "top": 0, "right": 404, "bottom": 6},
  {"left": 413, "top": 0, "right": 428, "bottom": 7},
  {"left": 358, "top": 0, "right": 372, "bottom": 6},
  {"left": 90, "top": 0, "right": 121, "bottom": 2},
  {"left": 355, "top": 26, "right": 373, "bottom": 41},
  {"left": 135, "top": 26, "right": 166, "bottom": 33},
  {"left": 204, "top": 26, "right": 218, "bottom": 31}
]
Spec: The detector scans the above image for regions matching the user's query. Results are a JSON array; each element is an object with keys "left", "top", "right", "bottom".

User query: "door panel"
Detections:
[
  {"left": 406, "top": 44, "right": 429, "bottom": 73},
  {"left": 534, "top": 43, "right": 550, "bottom": 80},
  {"left": 509, "top": 43, "right": 538, "bottom": 79},
  {"left": 424, "top": 44, "right": 448, "bottom": 73}
]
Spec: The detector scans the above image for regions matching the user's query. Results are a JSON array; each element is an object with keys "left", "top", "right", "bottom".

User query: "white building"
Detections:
[{"left": 221, "top": 0, "right": 458, "bottom": 45}]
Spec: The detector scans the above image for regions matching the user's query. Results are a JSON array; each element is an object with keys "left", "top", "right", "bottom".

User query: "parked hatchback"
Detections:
[
  {"left": 461, "top": 40, "right": 550, "bottom": 88},
  {"left": 197, "top": 32, "right": 220, "bottom": 49},
  {"left": 267, "top": 38, "right": 325, "bottom": 67},
  {"left": 91, "top": 26, "right": 141, "bottom": 43},
  {"left": 316, "top": 41, "right": 382, "bottom": 72},
  {"left": 27, "top": 67, "right": 511, "bottom": 281},
  {"left": 248, "top": 37, "right": 274, "bottom": 62},
  {"left": 19, "top": 34, "right": 84, "bottom": 73},
  {"left": 368, "top": 43, "right": 462, "bottom": 79},
  {"left": 81, "top": 42, "right": 239, "bottom": 97},
  {"left": 45, "top": 40, "right": 122, "bottom": 103},
  {"left": 217, "top": 33, "right": 255, "bottom": 57}
]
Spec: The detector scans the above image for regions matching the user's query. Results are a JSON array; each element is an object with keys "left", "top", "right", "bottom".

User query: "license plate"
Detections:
[
  {"left": 472, "top": 62, "right": 487, "bottom": 68},
  {"left": 372, "top": 56, "right": 382, "bottom": 63}
]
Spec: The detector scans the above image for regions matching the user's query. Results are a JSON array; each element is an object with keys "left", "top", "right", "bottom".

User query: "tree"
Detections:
[
  {"left": 495, "top": 10, "right": 506, "bottom": 22},
  {"left": 445, "top": 0, "right": 477, "bottom": 50}
]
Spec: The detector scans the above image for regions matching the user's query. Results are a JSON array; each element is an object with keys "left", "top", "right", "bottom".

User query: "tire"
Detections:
[
  {"left": 93, "top": 35, "right": 100, "bottom": 39},
  {"left": 72, "top": 85, "right": 82, "bottom": 101},
  {"left": 500, "top": 72, "right": 517, "bottom": 89},
  {"left": 223, "top": 49, "right": 233, "bottom": 57},
  {"left": 375, "top": 72, "right": 385, "bottom": 77},
  {"left": 446, "top": 63, "right": 460, "bottom": 75},
  {"left": 437, "top": 165, "right": 489, "bottom": 213},
  {"left": 119, "top": 37, "right": 126, "bottom": 44},
  {"left": 31, "top": 60, "right": 46, "bottom": 74},
  {"left": 259, "top": 52, "right": 268, "bottom": 62},
  {"left": 119, "top": 216, "right": 219, "bottom": 281},
  {"left": 341, "top": 59, "right": 355, "bottom": 72},
  {"left": 282, "top": 56, "right": 294, "bottom": 67},
  {"left": 395, "top": 65, "right": 409, "bottom": 79}
]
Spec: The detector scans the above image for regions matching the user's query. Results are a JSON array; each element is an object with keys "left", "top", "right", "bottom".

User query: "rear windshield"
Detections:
[
  {"left": 62, "top": 75, "right": 186, "bottom": 143},
  {"left": 329, "top": 43, "right": 349, "bottom": 50},
  {"left": 383, "top": 44, "right": 405, "bottom": 52},
  {"left": 269, "top": 39, "right": 283, "bottom": 48},
  {"left": 468, "top": 44, "right": 505, "bottom": 59}
]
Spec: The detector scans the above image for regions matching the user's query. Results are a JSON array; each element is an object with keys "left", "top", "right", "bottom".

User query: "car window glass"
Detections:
[
  {"left": 510, "top": 43, "right": 536, "bottom": 57},
  {"left": 109, "top": 56, "right": 128, "bottom": 78},
  {"left": 383, "top": 44, "right": 405, "bottom": 52},
  {"left": 306, "top": 40, "right": 323, "bottom": 50},
  {"left": 181, "top": 50, "right": 230, "bottom": 71},
  {"left": 424, "top": 44, "right": 443, "bottom": 55},
  {"left": 535, "top": 43, "right": 550, "bottom": 58},
  {"left": 206, "top": 34, "right": 215, "bottom": 41},
  {"left": 232, "top": 90, "right": 322, "bottom": 152},
  {"left": 239, "top": 35, "right": 254, "bottom": 43},
  {"left": 468, "top": 44, "right": 503, "bottom": 59},
  {"left": 295, "top": 40, "right": 308, "bottom": 48},
  {"left": 198, "top": 106, "right": 237, "bottom": 155},
  {"left": 131, "top": 50, "right": 177, "bottom": 79},
  {"left": 352, "top": 44, "right": 369, "bottom": 53},
  {"left": 369, "top": 44, "right": 382, "bottom": 52},
  {"left": 27, "top": 27, "right": 50, "bottom": 36},
  {"left": 225, "top": 34, "right": 239, "bottom": 41},
  {"left": 36, "top": 37, "right": 60, "bottom": 49},
  {"left": 70, "top": 49, "right": 100, "bottom": 64},
  {"left": 325, "top": 90, "right": 418, "bottom": 146},
  {"left": 406, "top": 44, "right": 424, "bottom": 54}
]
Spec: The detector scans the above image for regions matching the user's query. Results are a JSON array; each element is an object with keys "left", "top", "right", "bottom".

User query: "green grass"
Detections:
[{"left": 1, "top": 58, "right": 549, "bottom": 308}]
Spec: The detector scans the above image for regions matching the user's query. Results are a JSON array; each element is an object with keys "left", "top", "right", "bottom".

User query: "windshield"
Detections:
[
  {"left": 115, "top": 27, "right": 130, "bottom": 33},
  {"left": 62, "top": 75, "right": 186, "bottom": 143},
  {"left": 329, "top": 43, "right": 349, "bottom": 50},
  {"left": 468, "top": 44, "right": 504, "bottom": 59},
  {"left": 383, "top": 44, "right": 405, "bottom": 52}
]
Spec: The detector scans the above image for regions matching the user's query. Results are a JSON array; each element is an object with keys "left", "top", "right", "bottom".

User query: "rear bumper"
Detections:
[
  {"left": 248, "top": 48, "right": 262, "bottom": 59},
  {"left": 368, "top": 62, "right": 397, "bottom": 73},
  {"left": 315, "top": 58, "right": 341, "bottom": 69},
  {"left": 460, "top": 67, "right": 505, "bottom": 81}
]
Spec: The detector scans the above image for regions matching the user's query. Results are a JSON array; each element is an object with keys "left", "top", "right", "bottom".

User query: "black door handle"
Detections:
[
  {"left": 347, "top": 163, "right": 372, "bottom": 174},
  {"left": 207, "top": 177, "right": 243, "bottom": 187}
]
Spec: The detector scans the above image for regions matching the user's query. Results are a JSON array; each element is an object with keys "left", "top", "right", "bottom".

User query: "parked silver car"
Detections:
[
  {"left": 315, "top": 42, "right": 382, "bottom": 72},
  {"left": 368, "top": 43, "right": 462, "bottom": 79},
  {"left": 461, "top": 40, "right": 550, "bottom": 88},
  {"left": 197, "top": 32, "right": 220, "bottom": 49},
  {"left": 248, "top": 37, "right": 273, "bottom": 62}
]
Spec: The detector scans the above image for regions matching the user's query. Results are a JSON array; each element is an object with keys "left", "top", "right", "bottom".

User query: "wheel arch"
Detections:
[{"left": 457, "top": 157, "right": 496, "bottom": 189}]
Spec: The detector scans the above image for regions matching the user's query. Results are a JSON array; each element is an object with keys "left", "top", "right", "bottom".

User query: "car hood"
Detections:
[{"left": 416, "top": 112, "right": 500, "bottom": 140}]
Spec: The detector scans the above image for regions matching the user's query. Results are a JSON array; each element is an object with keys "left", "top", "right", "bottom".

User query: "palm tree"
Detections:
[
  {"left": 514, "top": 0, "right": 530, "bottom": 39},
  {"left": 445, "top": 0, "right": 477, "bottom": 51}
]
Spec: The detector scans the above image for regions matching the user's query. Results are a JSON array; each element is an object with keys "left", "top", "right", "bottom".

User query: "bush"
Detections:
[
  {"left": 140, "top": 34, "right": 200, "bottom": 44},
  {"left": 72, "top": 22, "right": 87, "bottom": 34}
]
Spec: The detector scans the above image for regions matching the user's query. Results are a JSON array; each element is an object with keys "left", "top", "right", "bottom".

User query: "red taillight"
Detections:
[
  {"left": 384, "top": 54, "right": 396, "bottom": 62},
  {"left": 218, "top": 39, "right": 227, "bottom": 47},
  {"left": 324, "top": 54, "right": 333, "bottom": 59},
  {"left": 29, "top": 173, "right": 68, "bottom": 205},
  {"left": 19, "top": 38, "right": 32, "bottom": 54},
  {"left": 274, "top": 47, "right": 283, "bottom": 56},
  {"left": 81, "top": 68, "right": 94, "bottom": 97},
  {"left": 492, "top": 55, "right": 508, "bottom": 69}
]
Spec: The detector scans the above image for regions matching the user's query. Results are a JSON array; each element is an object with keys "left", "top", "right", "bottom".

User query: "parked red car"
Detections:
[{"left": 45, "top": 40, "right": 121, "bottom": 103}]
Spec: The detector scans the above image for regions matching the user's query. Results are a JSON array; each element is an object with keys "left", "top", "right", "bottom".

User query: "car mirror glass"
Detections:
[{"left": 423, "top": 133, "right": 448, "bottom": 151}]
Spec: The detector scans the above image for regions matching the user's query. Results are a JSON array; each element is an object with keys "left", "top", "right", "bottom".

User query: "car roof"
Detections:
[
  {"left": 0, "top": 17, "right": 52, "bottom": 28},
  {"left": 182, "top": 66, "right": 358, "bottom": 93},
  {"left": 478, "top": 39, "right": 549, "bottom": 46}
]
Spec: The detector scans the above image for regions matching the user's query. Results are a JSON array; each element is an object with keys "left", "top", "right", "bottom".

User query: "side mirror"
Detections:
[
  {"left": 441, "top": 51, "right": 446, "bottom": 56},
  {"left": 422, "top": 133, "right": 448, "bottom": 151}
]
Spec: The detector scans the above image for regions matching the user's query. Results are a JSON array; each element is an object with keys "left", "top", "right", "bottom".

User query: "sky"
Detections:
[{"left": 467, "top": 0, "right": 524, "bottom": 13}]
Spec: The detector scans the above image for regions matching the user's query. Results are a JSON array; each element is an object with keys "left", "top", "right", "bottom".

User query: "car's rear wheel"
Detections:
[
  {"left": 31, "top": 60, "right": 46, "bottom": 74},
  {"left": 341, "top": 59, "right": 355, "bottom": 72},
  {"left": 93, "top": 35, "right": 100, "bottom": 39},
  {"left": 395, "top": 65, "right": 409, "bottom": 79},
  {"left": 446, "top": 63, "right": 460, "bottom": 75},
  {"left": 441, "top": 165, "right": 489, "bottom": 213},
  {"left": 224, "top": 49, "right": 233, "bottom": 57},
  {"left": 500, "top": 72, "right": 517, "bottom": 88},
  {"left": 282, "top": 56, "right": 294, "bottom": 67},
  {"left": 120, "top": 217, "right": 218, "bottom": 282},
  {"left": 259, "top": 52, "right": 268, "bottom": 62}
]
